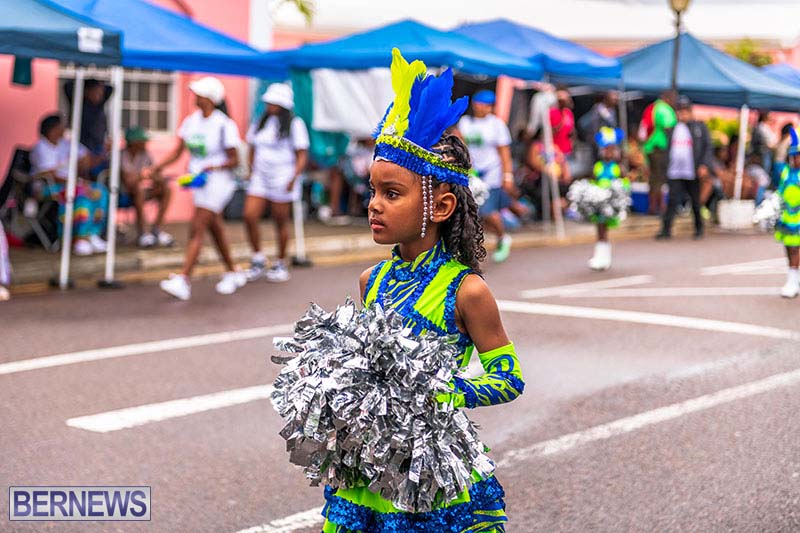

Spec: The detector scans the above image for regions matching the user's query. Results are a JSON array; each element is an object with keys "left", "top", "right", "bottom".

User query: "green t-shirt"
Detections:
[{"left": 643, "top": 99, "right": 677, "bottom": 153}]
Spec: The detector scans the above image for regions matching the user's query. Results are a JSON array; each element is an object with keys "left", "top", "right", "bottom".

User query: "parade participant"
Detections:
[
  {"left": 588, "top": 127, "right": 627, "bottom": 271},
  {"left": 30, "top": 113, "right": 108, "bottom": 256},
  {"left": 147, "top": 77, "right": 244, "bottom": 300},
  {"left": 243, "top": 83, "right": 309, "bottom": 283},
  {"left": 320, "top": 49, "right": 525, "bottom": 532},
  {"left": 775, "top": 128, "right": 800, "bottom": 298},
  {"left": 457, "top": 90, "right": 515, "bottom": 263}
]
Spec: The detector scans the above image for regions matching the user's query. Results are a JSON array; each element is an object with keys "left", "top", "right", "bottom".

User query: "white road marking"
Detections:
[
  {"left": 701, "top": 257, "right": 784, "bottom": 276},
  {"left": 497, "top": 300, "right": 798, "bottom": 339},
  {"left": 554, "top": 286, "right": 780, "bottom": 298},
  {"left": 520, "top": 275, "right": 653, "bottom": 299},
  {"left": 237, "top": 365, "right": 800, "bottom": 533},
  {"left": 0, "top": 324, "right": 292, "bottom": 376},
  {"left": 235, "top": 507, "right": 326, "bottom": 533},
  {"left": 497, "top": 365, "right": 800, "bottom": 466},
  {"left": 66, "top": 384, "right": 274, "bottom": 433}
]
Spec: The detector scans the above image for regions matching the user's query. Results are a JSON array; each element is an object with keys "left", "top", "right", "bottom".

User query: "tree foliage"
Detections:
[{"left": 724, "top": 39, "right": 773, "bottom": 67}]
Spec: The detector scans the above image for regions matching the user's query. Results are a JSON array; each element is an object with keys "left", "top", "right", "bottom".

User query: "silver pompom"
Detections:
[
  {"left": 469, "top": 173, "right": 490, "bottom": 207},
  {"left": 566, "top": 179, "right": 631, "bottom": 222},
  {"left": 753, "top": 192, "right": 783, "bottom": 230},
  {"left": 270, "top": 298, "right": 494, "bottom": 512}
]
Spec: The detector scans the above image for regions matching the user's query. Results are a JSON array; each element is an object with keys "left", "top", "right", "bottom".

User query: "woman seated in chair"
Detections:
[{"left": 30, "top": 113, "right": 108, "bottom": 256}]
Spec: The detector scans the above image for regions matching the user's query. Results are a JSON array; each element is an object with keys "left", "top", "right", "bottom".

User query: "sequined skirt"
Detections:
[{"left": 321, "top": 476, "right": 507, "bottom": 533}]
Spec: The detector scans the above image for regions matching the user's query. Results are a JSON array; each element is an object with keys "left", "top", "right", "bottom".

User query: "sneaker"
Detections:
[
  {"left": 780, "top": 280, "right": 799, "bottom": 299},
  {"left": 492, "top": 235, "right": 512, "bottom": 263},
  {"left": 655, "top": 232, "right": 671, "bottom": 240},
  {"left": 0, "top": 286, "right": 10, "bottom": 301},
  {"left": 215, "top": 271, "right": 247, "bottom": 295},
  {"left": 159, "top": 273, "right": 191, "bottom": 301},
  {"left": 88, "top": 234, "right": 107, "bottom": 253},
  {"left": 693, "top": 230, "right": 704, "bottom": 240},
  {"left": 265, "top": 262, "right": 291, "bottom": 283},
  {"left": 73, "top": 239, "right": 93, "bottom": 256},
  {"left": 138, "top": 232, "right": 157, "bottom": 248},
  {"left": 700, "top": 206, "right": 711, "bottom": 221},
  {"left": 156, "top": 230, "right": 175, "bottom": 247},
  {"left": 245, "top": 258, "right": 267, "bottom": 282}
]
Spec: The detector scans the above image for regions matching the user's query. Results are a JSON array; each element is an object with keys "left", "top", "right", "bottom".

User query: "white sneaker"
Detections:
[
  {"left": 156, "top": 230, "right": 174, "bottom": 247},
  {"left": 265, "top": 263, "right": 290, "bottom": 283},
  {"left": 160, "top": 273, "right": 191, "bottom": 300},
  {"left": 88, "top": 234, "right": 107, "bottom": 253},
  {"left": 588, "top": 242, "right": 611, "bottom": 271},
  {"left": 245, "top": 259, "right": 267, "bottom": 282},
  {"left": 215, "top": 271, "right": 247, "bottom": 295},
  {"left": 0, "top": 286, "right": 10, "bottom": 301},
  {"left": 74, "top": 239, "right": 93, "bottom": 256},
  {"left": 138, "top": 232, "right": 157, "bottom": 248},
  {"left": 780, "top": 279, "right": 799, "bottom": 298}
]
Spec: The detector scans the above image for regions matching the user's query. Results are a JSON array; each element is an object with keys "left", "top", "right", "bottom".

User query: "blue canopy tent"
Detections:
[
  {"left": 51, "top": 0, "right": 268, "bottom": 77},
  {"left": 262, "top": 19, "right": 544, "bottom": 80},
  {"left": 560, "top": 33, "right": 800, "bottom": 111},
  {"left": 763, "top": 63, "right": 800, "bottom": 89},
  {"left": 0, "top": 0, "right": 121, "bottom": 66},
  {"left": 452, "top": 19, "right": 621, "bottom": 80},
  {"left": 0, "top": 0, "right": 123, "bottom": 289}
]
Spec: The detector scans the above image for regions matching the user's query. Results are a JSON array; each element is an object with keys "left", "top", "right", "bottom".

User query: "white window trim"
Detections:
[{"left": 58, "top": 65, "right": 178, "bottom": 135}]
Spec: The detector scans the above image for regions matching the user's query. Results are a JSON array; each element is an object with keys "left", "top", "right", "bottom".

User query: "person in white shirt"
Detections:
[
  {"left": 457, "top": 90, "right": 515, "bottom": 263},
  {"left": 29, "top": 113, "right": 109, "bottom": 256},
  {"left": 243, "top": 84, "right": 309, "bottom": 283},
  {"left": 146, "top": 77, "right": 244, "bottom": 300}
]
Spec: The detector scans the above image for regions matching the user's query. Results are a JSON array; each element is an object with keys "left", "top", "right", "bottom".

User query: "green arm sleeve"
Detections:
[{"left": 436, "top": 342, "right": 525, "bottom": 408}]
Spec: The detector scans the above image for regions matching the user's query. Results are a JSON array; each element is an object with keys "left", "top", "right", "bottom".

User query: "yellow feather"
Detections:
[{"left": 383, "top": 48, "right": 426, "bottom": 137}]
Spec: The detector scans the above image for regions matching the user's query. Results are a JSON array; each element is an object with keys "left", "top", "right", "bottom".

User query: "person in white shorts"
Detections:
[
  {"left": 243, "top": 83, "right": 309, "bottom": 283},
  {"left": 145, "top": 76, "right": 245, "bottom": 300}
]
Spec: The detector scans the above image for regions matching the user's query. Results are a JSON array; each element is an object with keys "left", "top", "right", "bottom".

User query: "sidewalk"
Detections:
[{"left": 8, "top": 214, "right": 697, "bottom": 294}]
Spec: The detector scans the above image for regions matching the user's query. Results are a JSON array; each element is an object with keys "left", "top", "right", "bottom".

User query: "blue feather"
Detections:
[
  {"left": 405, "top": 68, "right": 467, "bottom": 148},
  {"left": 373, "top": 103, "right": 393, "bottom": 139}
]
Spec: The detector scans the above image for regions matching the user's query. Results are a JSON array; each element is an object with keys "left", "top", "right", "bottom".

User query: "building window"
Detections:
[{"left": 58, "top": 66, "right": 177, "bottom": 134}]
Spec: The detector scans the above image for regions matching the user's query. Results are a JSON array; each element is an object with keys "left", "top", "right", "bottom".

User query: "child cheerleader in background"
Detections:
[
  {"left": 320, "top": 48, "right": 525, "bottom": 533},
  {"left": 775, "top": 128, "right": 800, "bottom": 298},
  {"left": 587, "top": 127, "right": 628, "bottom": 271}
]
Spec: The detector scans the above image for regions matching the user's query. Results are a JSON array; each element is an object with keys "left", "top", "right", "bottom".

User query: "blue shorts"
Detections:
[{"left": 479, "top": 187, "right": 512, "bottom": 217}]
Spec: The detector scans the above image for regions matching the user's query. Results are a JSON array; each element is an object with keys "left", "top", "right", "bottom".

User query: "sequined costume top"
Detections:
[
  {"left": 321, "top": 239, "right": 524, "bottom": 533},
  {"left": 591, "top": 160, "right": 629, "bottom": 228},
  {"left": 776, "top": 166, "right": 800, "bottom": 246}
]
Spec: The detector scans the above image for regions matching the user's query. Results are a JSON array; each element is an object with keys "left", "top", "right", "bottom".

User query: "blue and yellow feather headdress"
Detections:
[{"left": 373, "top": 48, "right": 470, "bottom": 186}]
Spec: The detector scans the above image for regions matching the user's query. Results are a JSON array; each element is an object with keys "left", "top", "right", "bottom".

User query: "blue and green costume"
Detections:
[
  {"left": 322, "top": 241, "right": 524, "bottom": 532},
  {"left": 321, "top": 48, "right": 524, "bottom": 533},
  {"left": 775, "top": 165, "right": 800, "bottom": 247},
  {"left": 591, "top": 127, "right": 629, "bottom": 228}
]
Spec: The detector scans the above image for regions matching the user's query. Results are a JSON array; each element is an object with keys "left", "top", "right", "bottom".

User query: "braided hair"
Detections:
[{"left": 430, "top": 135, "right": 486, "bottom": 274}]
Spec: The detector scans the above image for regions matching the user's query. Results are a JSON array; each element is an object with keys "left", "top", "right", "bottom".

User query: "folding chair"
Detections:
[{"left": 0, "top": 148, "right": 60, "bottom": 251}]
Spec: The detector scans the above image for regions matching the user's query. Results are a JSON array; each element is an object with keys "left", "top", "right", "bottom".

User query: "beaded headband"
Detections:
[{"left": 373, "top": 48, "right": 470, "bottom": 187}]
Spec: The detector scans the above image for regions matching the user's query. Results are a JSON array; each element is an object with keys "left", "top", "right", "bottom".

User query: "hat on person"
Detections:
[
  {"left": 261, "top": 83, "right": 294, "bottom": 110},
  {"left": 595, "top": 126, "right": 624, "bottom": 148},
  {"left": 472, "top": 90, "right": 496, "bottom": 105},
  {"left": 677, "top": 95, "right": 692, "bottom": 110},
  {"left": 125, "top": 126, "right": 149, "bottom": 143},
  {"left": 189, "top": 76, "right": 225, "bottom": 105}
]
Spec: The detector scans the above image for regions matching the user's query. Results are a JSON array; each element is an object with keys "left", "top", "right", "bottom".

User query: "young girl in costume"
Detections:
[
  {"left": 321, "top": 48, "right": 525, "bottom": 533},
  {"left": 775, "top": 128, "right": 800, "bottom": 298},
  {"left": 588, "top": 126, "right": 626, "bottom": 271}
]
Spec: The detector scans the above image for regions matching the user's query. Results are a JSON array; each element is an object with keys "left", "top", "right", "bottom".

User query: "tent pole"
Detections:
[
  {"left": 101, "top": 66, "right": 124, "bottom": 288},
  {"left": 618, "top": 80, "right": 629, "bottom": 169},
  {"left": 733, "top": 104, "right": 749, "bottom": 200},
  {"left": 59, "top": 68, "right": 85, "bottom": 290},
  {"left": 291, "top": 175, "right": 311, "bottom": 267},
  {"left": 541, "top": 87, "right": 566, "bottom": 240}
]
